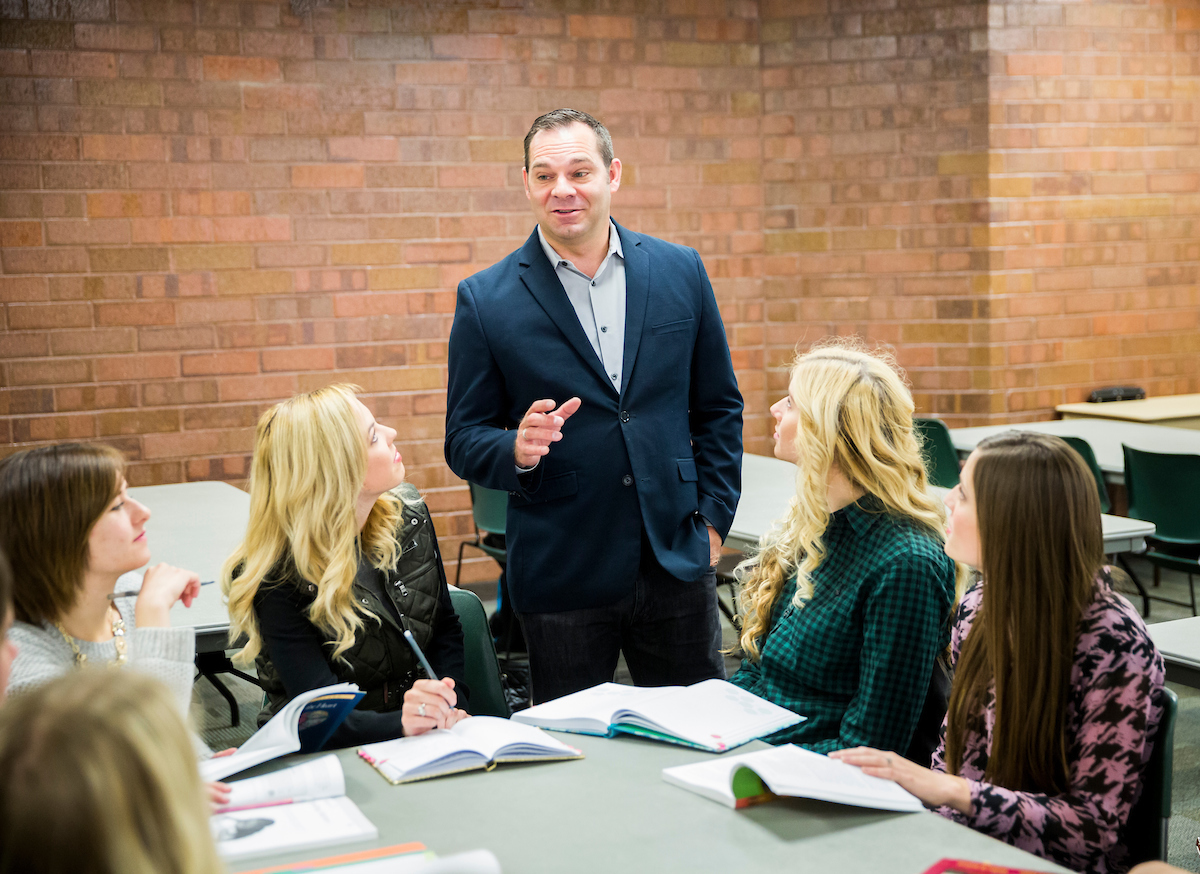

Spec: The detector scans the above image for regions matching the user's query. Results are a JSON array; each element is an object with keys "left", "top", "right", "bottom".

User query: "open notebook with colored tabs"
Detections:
[
  {"left": 358, "top": 715, "right": 583, "bottom": 784},
  {"left": 511, "top": 679, "right": 804, "bottom": 752}
]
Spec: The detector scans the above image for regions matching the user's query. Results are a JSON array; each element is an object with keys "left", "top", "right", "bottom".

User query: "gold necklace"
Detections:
[{"left": 54, "top": 604, "right": 128, "bottom": 667}]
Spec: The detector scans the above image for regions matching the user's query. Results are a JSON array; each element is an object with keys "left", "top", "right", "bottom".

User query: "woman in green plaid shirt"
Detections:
[{"left": 729, "top": 342, "right": 961, "bottom": 756}]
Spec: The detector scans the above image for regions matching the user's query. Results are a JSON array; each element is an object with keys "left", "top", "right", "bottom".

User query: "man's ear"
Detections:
[{"left": 608, "top": 158, "right": 622, "bottom": 193}]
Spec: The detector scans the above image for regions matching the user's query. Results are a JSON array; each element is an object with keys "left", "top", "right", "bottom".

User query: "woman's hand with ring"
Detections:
[{"left": 401, "top": 678, "right": 467, "bottom": 737}]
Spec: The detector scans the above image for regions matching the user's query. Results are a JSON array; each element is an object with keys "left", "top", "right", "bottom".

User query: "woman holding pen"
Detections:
[{"left": 223, "top": 384, "right": 469, "bottom": 744}]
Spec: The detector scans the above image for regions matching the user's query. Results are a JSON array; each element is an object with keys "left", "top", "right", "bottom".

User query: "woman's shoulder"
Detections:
[
  {"left": 1078, "top": 574, "right": 1160, "bottom": 664},
  {"left": 864, "top": 508, "right": 954, "bottom": 573}
]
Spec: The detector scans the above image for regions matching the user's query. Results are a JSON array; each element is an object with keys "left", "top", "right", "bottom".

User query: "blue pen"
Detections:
[{"left": 403, "top": 629, "right": 440, "bottom": 682}]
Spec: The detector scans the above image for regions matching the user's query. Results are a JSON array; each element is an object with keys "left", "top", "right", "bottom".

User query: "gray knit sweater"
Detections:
[{"left": 8, "top": 584, "right": 196, "bottom": 718}]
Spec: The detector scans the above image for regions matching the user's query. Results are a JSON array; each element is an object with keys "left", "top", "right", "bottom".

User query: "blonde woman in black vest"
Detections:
[{"left": 224, "top": 384, "right": 468, "bottom": 744}]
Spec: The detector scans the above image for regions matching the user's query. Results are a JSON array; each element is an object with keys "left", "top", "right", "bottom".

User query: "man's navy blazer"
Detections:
[{"left": 445, "top": 222, "right": 743, "bottom": 613}]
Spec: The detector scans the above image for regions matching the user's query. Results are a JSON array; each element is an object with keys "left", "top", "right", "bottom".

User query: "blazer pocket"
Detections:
[
  {"left": 677, "top": 457, "right": 698, "bottom": 482},
  {"left": 651, "top": 318, "right": 694, "bottom": 335},
  {"left": 516, "top": 470, "right": 578, "bottom": 505}
]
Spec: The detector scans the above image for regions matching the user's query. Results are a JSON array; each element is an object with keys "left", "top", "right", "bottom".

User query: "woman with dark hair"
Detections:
[
  {"left": 833, "top": 431, "right": 1165, "bottom": 874},
  {"left": 0, "top": 444, "right": 200, "bottom": 715},
  {"left": 0, "top": 547, "right": 15, "bottom": 702}
]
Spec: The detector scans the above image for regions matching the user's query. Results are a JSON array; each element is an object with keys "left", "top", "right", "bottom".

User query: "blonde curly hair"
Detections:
[{"left": 737, "top": 339, "right": 963, "bottom": 660}]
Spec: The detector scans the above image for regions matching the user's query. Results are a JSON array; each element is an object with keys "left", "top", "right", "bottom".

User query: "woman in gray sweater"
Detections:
[{"left": 0, "top": 443, "right": 199, "bottom": 717}]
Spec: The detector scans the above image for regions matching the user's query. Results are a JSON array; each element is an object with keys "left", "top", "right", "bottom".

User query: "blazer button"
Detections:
[
  {"left": 622, "top": 475, "right": 633, "bottom": 486},
  {"left": 620, "top": 410, "right": 630, "bottom": 423}
]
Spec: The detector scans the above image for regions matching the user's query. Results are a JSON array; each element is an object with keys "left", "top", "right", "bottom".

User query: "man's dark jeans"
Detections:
[{"left": 516, "top": 546, "right": 725, "bottom": 704}]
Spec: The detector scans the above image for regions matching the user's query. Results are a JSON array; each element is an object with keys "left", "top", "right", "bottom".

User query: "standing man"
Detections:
[{"left": 445, "top": 109, "right": 743, "bottom": 703}]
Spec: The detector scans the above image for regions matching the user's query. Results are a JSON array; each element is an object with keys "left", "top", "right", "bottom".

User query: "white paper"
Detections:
[
  {"left": 214, "top": 795, "right": 377, "bottom": 861},
  {"left": 621, "top": 679, "right": 803, "bottom": 748},
  {"left": 662, "top": 744, "right": 924, "bottom": 813},
  {"left": 359, "top": 715, "right": 580, "bottom": 782},
  {"left": 217, "top": 755, "right": 345, "bottom": 813}
]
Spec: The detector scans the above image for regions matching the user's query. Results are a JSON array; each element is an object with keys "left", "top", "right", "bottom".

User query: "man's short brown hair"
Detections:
[
  {"left": 523, "top": 108, "right": 614, "bottom": 171},
  {"left": 0, "top": 444, "right": 124, "bottom": 625}
]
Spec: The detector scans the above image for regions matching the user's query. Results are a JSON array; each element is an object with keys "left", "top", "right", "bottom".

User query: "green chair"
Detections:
[
  {"left": 1060, "top": 435, "right": 1111, "bottom": 514},
  {"left": 1123, "top": 685, "right": 1178, "bottom": 864},
  {"left": 448, "top": 587, "right": 512, "bottom": 718},
  {"left": 454, "top": 482, "right": 508, "bottom": 586},
  {"left": 913, "top": 417, "right": 961, "bottom": 489},
  {"left": 1122, "top": 445, "right": 1200, "bottom": 616}
]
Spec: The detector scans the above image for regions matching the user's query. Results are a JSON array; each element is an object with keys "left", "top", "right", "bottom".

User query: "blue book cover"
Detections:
[{"left": 297, "top": 692, "right": 366, "bottom": 753}]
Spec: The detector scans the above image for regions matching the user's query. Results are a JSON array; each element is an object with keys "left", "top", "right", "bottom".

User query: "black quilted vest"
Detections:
[{"left": 256, "top": 484, "right": 444, "bottom": 720}]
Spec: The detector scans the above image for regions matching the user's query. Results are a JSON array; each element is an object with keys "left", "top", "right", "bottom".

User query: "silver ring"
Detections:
[
  {"left": 886, "top": 755, "right": 892, "bottom": 766},
  {"left": 418, "top": 702, "right": 426, "bottom": 717},
  {"left": 521, "top": 428, "right": 526, "bottom": 439}
]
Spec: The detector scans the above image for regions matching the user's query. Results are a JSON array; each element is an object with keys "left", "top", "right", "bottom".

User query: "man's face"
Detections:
[{"left": 523, "top": 122, "right": 621, "bottom": 253}]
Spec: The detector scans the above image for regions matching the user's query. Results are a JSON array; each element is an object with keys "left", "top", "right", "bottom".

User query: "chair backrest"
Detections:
[
  {"left": 1123, "top": 685, "right": 1177, "bottom": 865},
  {"left": 1060, "top": 435, "right": 1111, "bottom": 514},
  {"left": 448, "top": 587, "right": 512, "bottom": 718},
  {"left": 469, "top": 482, "right": 508, "bottom": 537},
  {"left": 1123, "top": 445, "right": 1200, "bottom": 544},
  {"left": 913, "top": 417, "right": 961, "bottom": 489}
]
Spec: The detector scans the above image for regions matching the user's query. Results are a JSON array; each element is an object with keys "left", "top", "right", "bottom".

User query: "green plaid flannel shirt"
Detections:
[{"left": 729, "top": 496, "right": 957, "bottom": 755}]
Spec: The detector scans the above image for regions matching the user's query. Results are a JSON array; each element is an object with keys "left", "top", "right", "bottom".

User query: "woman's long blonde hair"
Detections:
[
  {"left": 0, "top": 670, "right": 223, "bottom": 874},
  {"left": 738, "top": 340, "right": 960, "bottom": 660},
  {"left": 223, "top": 384, "right": 404, "bottom": 663}
]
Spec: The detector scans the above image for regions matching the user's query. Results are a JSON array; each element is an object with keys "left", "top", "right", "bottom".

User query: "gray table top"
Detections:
[
  {"left": 128, "top": 481, "right": 249, "bottom": 652},
  {"left": 231, "top": 735, "right": 1068, "bottom": 874},
  {"left": 728, "top": 454, "right": 1154, "bottom": 555},
  {"left": 1148, "top": 616, "right": 1200, "bottom": 670},
  {"left": 949, "top": 419, "right": 1200, "bottom": 479}
]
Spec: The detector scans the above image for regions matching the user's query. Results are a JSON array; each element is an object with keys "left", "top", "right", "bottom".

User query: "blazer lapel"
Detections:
[
  {"left": 617, "top": 222, "right": 648, "bottom": 397},
  {"left": 517, "top": 228, "right": 617, "bottom": 393}
]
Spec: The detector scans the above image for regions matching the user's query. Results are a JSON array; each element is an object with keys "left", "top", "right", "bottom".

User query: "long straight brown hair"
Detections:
[{"left": 944, "top": 431, "right": 1103, "bottom": 793}]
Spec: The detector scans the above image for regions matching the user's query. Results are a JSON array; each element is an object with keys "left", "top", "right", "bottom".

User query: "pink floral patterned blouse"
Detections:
[{"left": 931, "top": 574, "right": 1165, "bottom": 874}]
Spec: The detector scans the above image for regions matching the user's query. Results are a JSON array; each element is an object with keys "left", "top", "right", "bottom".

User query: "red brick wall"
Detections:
[
  {"left": 758, "top": 0, "right": 994, "bottom": 442},
  {"left": 1, "top": 1, "right": 1198, "bottom": 580},
  {"left": 987, "top": 0, "right": 1200, "bottom": 415}
]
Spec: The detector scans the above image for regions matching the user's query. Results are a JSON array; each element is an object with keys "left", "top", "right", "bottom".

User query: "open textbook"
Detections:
[
  {"left": 662, "top": 743, "right": 924, "bottom": 812},
  {"left": 202, "top": 683, "right": 365, "bottom": 782},
  {"left": 358, "top": 715, "right": 583, "bottom": 784},
  {"left": 213, "top": 756, "right": 376, "bottom": 861},
  {"left": 511, "top": 679, "right": 804, "bottom": 752}
]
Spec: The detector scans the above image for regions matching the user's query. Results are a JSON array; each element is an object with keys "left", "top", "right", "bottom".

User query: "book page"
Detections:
[
  {"left": 202, "top": 683, "right": 360, "bottom": 782},
  {"left": 753, "top": 745, "right": 923, "bottom": 811},
  {"left": 513, "top": 682, "right": 679, "bottom": 729},
  {"left": 663, "top": 744, "right": 922, "bottom": 812},
  {"left": 449, "top": 715, "right": 582, "bottom": 760},
  {"left": 214, "top": 796, "right": 377, "bottom": 861},
  {"left": 621, "top": 679, "right": 802, "bottom": 749},
  {"left": 358, "top": 729, "right": 489, "bottom": 782},
  {"left": 217, "top": 755, "right": 345, "bottom": 813}
]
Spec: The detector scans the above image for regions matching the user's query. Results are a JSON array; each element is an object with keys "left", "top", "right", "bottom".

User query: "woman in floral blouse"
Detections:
[{"left": 834, "top": 431, "right": 1165, "bottom": 874}]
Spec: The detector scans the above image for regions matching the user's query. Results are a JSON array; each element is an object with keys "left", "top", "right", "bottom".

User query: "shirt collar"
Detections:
[
  {"left": 830, "top": 493, "right": 886, "bottom": 539},
  {"left": 536, "top": 220, "right": 623, "bottom": 270}
]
